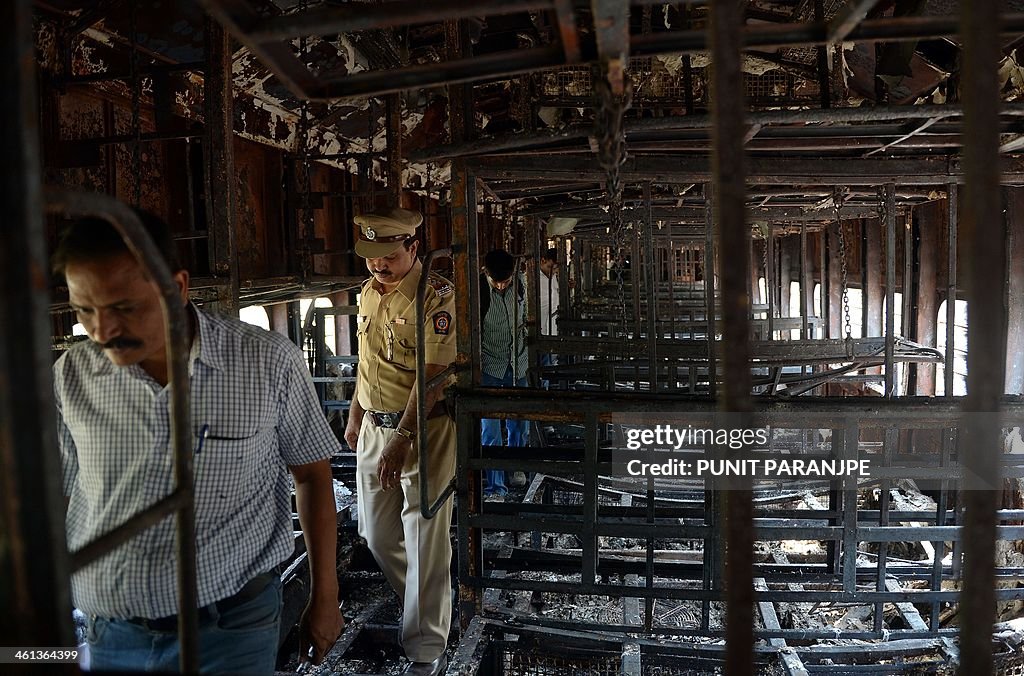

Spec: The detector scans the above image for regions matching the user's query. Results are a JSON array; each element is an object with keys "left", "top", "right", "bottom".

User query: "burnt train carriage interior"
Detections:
[{"left": 6, "top": 0, "right": 1024, "bottom": 674}]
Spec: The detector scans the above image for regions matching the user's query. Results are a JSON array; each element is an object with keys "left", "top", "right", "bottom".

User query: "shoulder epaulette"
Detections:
[{"left": 427, "top": 274, "right": 454, "bottom": 298}]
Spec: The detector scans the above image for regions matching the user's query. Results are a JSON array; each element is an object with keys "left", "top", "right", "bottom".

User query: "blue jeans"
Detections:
[
  {"left": 539, "top": 353, "right": 558, "bottom": 390},
  {"left": 481, "top": 368, "right": 528, "bottom": 496},
  {"left": 86, "top": 576, "right": 283, "bottom": 674}
]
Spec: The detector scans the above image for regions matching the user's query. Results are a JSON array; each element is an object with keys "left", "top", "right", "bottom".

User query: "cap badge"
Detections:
[{"left": 365, "top": 228, "right": 377, "bottom": 241}]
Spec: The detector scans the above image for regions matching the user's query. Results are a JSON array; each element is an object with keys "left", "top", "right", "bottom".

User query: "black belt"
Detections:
[
  {"left": 367, "top": 400, "right": 449, "bottom": 428},
  {"left": 126, "top": 566, "right": 281, "bottom": 632}
]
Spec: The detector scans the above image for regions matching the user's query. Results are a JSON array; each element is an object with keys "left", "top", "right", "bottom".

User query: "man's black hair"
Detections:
[
  {"left": 541, "top": 247, "right": 558, "bottom": 262},
  {"left": 52, "top": 209, "right": 181, "bottom": 277},
  {"left": 483, "top": 249, "right": 516, "bottom": 281}
]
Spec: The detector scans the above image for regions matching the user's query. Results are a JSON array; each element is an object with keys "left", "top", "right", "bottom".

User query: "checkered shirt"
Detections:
[{"left": 53, "top": 306, "right": 339, "bottom": 619}]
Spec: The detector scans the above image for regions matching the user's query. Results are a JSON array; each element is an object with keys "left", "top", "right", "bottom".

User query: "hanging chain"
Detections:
[
  {"left": 129, "top": 1, "right": 142, "bottom": 206},
  {"left": 594, "top": 71, "right": 632, "bottom": 333},
  {"left": 424, "top": 161, "right": 433, "bottom": 251},
  {"left": 834, "top": 186, "right": 852, "bottom": 341},
  {"left": 760, "top": 236, "right": 769, "bottom": 305}
]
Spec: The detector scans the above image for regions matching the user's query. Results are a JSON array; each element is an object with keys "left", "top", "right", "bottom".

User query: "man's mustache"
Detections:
[
  {"left": 372, "top": 269, "right": 392, "bottom": 276},
  {"left": 101, "top": 337, "right": 143, "bottom": 350}
]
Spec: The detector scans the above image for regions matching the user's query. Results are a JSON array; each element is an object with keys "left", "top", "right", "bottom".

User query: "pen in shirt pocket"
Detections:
[{"left": 194, "top": 424, "right": 210, "bottom": 455}]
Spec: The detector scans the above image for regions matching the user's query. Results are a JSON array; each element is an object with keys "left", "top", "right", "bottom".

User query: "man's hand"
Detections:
[
  {"left": 377, "top": 434, "right": 411, "bottom": 490},
  {"left": 298, "top": 596, "right": 344, "bottom": 666},
  {"left": 344, "top": 413, "right": 363, "bottom": 452}
]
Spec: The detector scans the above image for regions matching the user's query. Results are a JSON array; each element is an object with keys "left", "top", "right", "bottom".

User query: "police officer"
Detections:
[{"left": 344, "top": 207, "right": 456, "bottom": 676}]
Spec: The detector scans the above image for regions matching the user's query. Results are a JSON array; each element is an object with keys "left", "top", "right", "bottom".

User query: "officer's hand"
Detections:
[
  {"left": 298, "top": 597, "right": 344, "bottom": 667},
  {"left": 377, "top": 436, "right": 411, "bottom": 490},
  {"left": 344, "top": 416, "right": 362, "bottom": 452}
]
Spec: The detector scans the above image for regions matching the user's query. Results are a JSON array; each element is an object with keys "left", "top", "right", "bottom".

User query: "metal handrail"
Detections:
[
  {"left": 45, "top": 189, "right": 199, "bottom": 673},
  {"left": 415, "top": 248, "right": 457, "bottom": 519}
]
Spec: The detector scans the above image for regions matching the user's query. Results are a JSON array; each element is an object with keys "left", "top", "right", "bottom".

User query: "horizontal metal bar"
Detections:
[
  {"left": 310, "top": 45, "right": 565, "bottom": 100},
  {"left": 631, "top": 14, "right": 1024, "bottom": 54},
  {"left": 69, "top": 489, "right": 189, "bottom": 572},
  {"left": 246, "top": 0, "right": 555, "bottom": 40},
  {"left": 469, "top": 575, "right": 1024, "bottom": 604}
]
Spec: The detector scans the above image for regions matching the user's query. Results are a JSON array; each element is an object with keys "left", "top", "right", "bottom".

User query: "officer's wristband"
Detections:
[{"left": 395, "top": 426, "right": 416, "bottom": 442}]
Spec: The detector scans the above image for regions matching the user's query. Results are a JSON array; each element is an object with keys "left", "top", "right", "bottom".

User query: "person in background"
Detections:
[
  {"left": 479, "top": 249, "right": 529, "bottom": 495},
  {"left": 345, "top": 207, "right": 456, "bottom": 676},
  {"left": 53, "top": 211, "right": 343, "bottom": 674}
]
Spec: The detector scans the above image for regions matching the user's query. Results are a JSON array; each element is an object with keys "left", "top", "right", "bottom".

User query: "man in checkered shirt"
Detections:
[{"left": 52, "top": 212, "right": 343, "bottom": 673}]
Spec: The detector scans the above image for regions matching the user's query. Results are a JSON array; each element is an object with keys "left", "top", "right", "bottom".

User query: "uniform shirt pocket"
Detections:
[{"left": 389, "top": 323, "right": 418, "bottom": 369}]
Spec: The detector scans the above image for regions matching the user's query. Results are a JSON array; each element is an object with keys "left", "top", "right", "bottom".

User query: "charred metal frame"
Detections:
[{"left": 9, "top": 0, "right": 1020, "bottom": 673}]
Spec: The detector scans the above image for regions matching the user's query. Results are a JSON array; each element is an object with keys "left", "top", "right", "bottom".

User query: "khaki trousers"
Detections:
[{"left": 356, "top": 414, "right": 455, "bottom": 662}]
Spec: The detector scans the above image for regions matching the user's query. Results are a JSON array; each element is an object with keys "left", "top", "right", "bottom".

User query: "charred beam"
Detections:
[
  {"left": 827, "top": 0, "right": 882, "bottom": 46},
  {"left": 245, "top": 0, "right": 555, "bottom": 41},
  {"left": 959, "top": 0, "right": 1006, "bottom": 672},
  {"left": 0, "top": 0, "right": 74, "bottom": 651}
]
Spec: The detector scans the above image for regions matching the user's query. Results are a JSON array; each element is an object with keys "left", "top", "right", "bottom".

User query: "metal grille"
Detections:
[
  {"left": 539, "top": 66, "right": 593, "bottom": 98},
  {"left": 995, "top": 650, "right": 1024, "bottom": 676},
  {"left": 642, "top": 661, "right": 783, "bottom": 676},
  {"left": 744, "top": 71, "right": 819, "bottom": 105},
  {"left": 497, "top": 641, "right": 621, "bottom": 675},
  {"left": 631, "top": 57, "right": 691, "bottom": 102}
]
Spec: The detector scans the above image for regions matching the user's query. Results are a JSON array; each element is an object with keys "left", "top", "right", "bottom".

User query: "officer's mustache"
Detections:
[
  {"left": 372, "top": 269, "right": 392, "bottom": 277},
  {"left": 101, "top": 337, "right": 143, "bottom": 350}
]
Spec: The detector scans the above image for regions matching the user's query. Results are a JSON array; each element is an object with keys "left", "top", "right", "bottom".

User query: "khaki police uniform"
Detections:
[{"left": 353, "top": 209, "right": 456, "bottom": 664}]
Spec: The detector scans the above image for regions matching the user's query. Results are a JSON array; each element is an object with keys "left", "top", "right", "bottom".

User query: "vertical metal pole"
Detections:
[
  {"left": 0, "top": 0, "right": 74, "bottom": 651},
  {"left": 582, "top": 412, "right": 599, "bottom": 583},
  {"left": 820, "top": 229, "right": 828, "bottom": 342},
  {"left": 447, "top": 17, "right": 481, "bottom": 629},
  {"left": 766, "top": 228, "right": 775, "bottom": 340},
  {"left": 386, "top": 93, "right": 403, "bottom": 204},
  {"left": 814, "top": 0, "right": 832, "bottom": 109},
  {"left": 903, "top": 211, "right": 914, "bottom": 395},
  {"left": 644, "top": 182, "right": 659, "bottom": 391},
  {"left": 885, "top": 183, "right": 896, "bottom": 397},
  {"left": 1005, "top": 188, "right": 1024, "bottom": 394},
  {"left": 203, "top": 18, "right": 239, "bottom": 315},
  {"left": 531, "top": 218, "right": 542, "bottom": 383},
  {"left": 946, "top": 184, "right": 957, "bottom": 397},
  {"left": 799, "top": 227, "right": 809, "bottom": 382},
  {"left": 710, "top": 2, "right": 754, "bottom": 673},
  {"left": 959, "top": 0, "right": 1005, "bottom": 672},
  {"left": 704, "top": 183, "right": 717, "bottom": 395}
]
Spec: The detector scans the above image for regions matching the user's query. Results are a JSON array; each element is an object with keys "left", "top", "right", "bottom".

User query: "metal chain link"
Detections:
[
  {"left": 834, "top": 186, "right": 852, "bottom": 341},
  {"left": 594, "top": 72, "right": 632, "bottom": 334},
  {"left": 760, "top": 236, "right": 769, "bottom": 305},
  {"left": 129, "top": 1, "right": 142, "bottom": 207}
]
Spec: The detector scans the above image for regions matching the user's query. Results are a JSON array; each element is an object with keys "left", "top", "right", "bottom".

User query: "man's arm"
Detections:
[
  {"left": 344, "top": 371, "right": 365, "bottom": 452},
  {"left": 290, "top": 459, "right": 344, "bottom": 665},
  {"left": 376, "top": 362, "right": 450, "bottom": 490}
]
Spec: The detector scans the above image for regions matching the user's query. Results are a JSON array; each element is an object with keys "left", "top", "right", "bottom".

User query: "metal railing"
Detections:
[{"left": 415, "top": 247, "right": 458, "bottom": 519}]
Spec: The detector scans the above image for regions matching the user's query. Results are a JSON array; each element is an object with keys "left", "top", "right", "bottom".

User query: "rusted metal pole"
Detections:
[
  {"left": 0, "top": 0, "right": 75, "bottom": 654},
  {"left": 884, "top": 183, "right": 896, "bottom": 396},
  {"left": 446, "top": 17, "right": 482, "bottom": 631},
  {"left": 203, "top": 17, "right": 239, "bottom": 315},
  {"left": 958, "top": 0, "right": 1005, "bottom": 672},
  {"left": 386, "top": 93, "right": 403, "bottom": 204},
  {"left": 945, "top": 184, "right": 957, "bottom": 397},
  {"left": 709, "top": 1, "right": 754, "bottom": 674}
]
